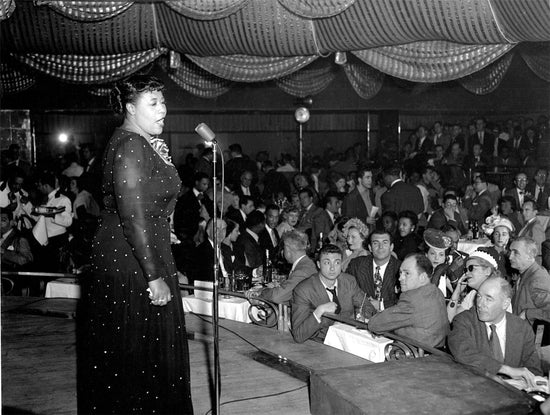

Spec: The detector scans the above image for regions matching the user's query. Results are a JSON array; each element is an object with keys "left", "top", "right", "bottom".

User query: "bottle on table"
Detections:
[
  {"left": 315, "top": 232, "right": 324, "bottom": 257},
  {"left": 264, "top": 249, "right": 273, "bottom": 284},
  {"left": 471, "top": 220, "right": 478, "bottom": 239}
]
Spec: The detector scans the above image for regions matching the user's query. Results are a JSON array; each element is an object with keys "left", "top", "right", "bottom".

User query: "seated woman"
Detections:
[
  {"left": 393, "top": 210, "right": 421, "bottom": 261},
  {"left": 423, "top": 228, "right": 453, "bottom": 296},
  {"left": 341, "top": 217, "right": 370, "bottom": 272},
  {"left": 498, "top": 195, "right": 523, "bottom": 233},
  {"left": 447, "top": 247, "right": 501, "bottom": 322},
  {"left": 276, "top": 205, "right": 300, "bottom": 236},
  {"left": 327, "top": 215, "right": 350, "bottom": 255},
  {"left": 484, "top": 216, "right": 515, "bottom": 280},
  {"left": 221, "top": 219, "right": 240, "bottom": 277}
]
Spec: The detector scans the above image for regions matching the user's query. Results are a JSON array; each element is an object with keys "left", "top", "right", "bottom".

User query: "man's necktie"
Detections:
[
  {"left": 326, "top": 287, "right": 341, "bottom": 314},
  {"left": 489, "top": 324, "right": 504, "bottom": 362},
  {"left": 374, "top": 265, "right": 382, "bottom": 302}
]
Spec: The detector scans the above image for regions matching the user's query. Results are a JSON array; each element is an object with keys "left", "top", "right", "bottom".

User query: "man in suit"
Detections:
[
  {"left": 517, "top": 200, "right": 546, "bottom": 260},
  {"left": 412, "top": 125, "right": 434, "bottom": 156},
  {"left": 192, "top": 218, "right": 227, "bottom": 283},
  {"left": 224, "top": 143, "right": 257, "bottom": 188},
  {"left": 428, "top": 193, "right": 468, "bottom": 235},
  {"left": 311, "top": 191, "right": 341, "bottom": 252},
  {"left": 368, "top": 253, "right": 449, "bottom": 348},
  {"left": 235, "top": 170, "right": 260, "bottom": 203},
  {"left": 342, "top": 167, "right": 377, "bottom": 225},
  {"left": 225, "top": 195, "right": 255, "bottom": 230},
  {"left": 173, "top": 172, "right": 212, "bottom": 245},
  {"left": 234, "top": 210, "right": 265, "bottom": 273},
  {"left": 249, "top": 229, "right": 317, "bottom": 305},
  {"left": 448, "top": 277, "right": 541, "bottom": 388},
  {"left": 6, "top": 143, "right": 32, "bottom": 178},
  {"left": 346, "top": 230, "right": 401, "bottom": 310},
  {"left": 463, "top": 172, "right": 493, "bottom": 224},
  {"left": 463, "top": 143, "right": 489, "bottom": 171},
  {"left": 431, "top": 121, "right": 451, "bottom": 153},
  {"left": 470, "top": 117, "right": 495, "bottom": 156},
  {"left": 291, "top": 244, "right": 376, "bottom": 343},
  {"left": 504, "top": 172, "right": 531, "bottom": 212},
  {"left": 381, "top": 166, "right": 424, "bottom": 216},
  {"left": 296, "top": 188, "right": 323, "bottom": 241},
  {"left": 258, "top": 204, "right": 280, "bottom": 261},
  {"left": 260, "top": 160, "right": 291, "bottom": 203},
  {"left": 528, "top": 168, "right": 550, "bottom": 211},
  {"left": 509, "top": 237, "right": 550, "bottom": 323},
  {"left": 445, "top": 123, "right": 466, "bottom": 155},
  {"left": 493, "top": 145, "right": 519, "bottom": 173}
]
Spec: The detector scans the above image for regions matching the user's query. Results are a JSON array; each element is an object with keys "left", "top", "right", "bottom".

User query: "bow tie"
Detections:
[{"left": 150, "top": 137, "right": 172, "bottom": 163}]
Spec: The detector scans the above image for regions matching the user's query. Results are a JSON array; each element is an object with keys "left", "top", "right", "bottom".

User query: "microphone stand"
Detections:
[{"left": 211, "top": 138, "right": 221, "bottom": 415}]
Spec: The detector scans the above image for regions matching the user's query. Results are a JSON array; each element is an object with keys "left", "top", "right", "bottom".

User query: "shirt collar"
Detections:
[
  {"left": 291, "top": 254, "right": 306, "bottom": 273},
  {"left": 48, "top": 188, "right": 59, "bottom": 200},
  {"left": 485, "top": 314, "right": 506, "bottom": 330},
  {"left": 318, "top": 274, "right": 337, "bottom": 290}
]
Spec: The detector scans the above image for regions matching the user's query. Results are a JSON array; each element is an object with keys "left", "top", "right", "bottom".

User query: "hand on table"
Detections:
[
  {"left": 313, "top": 302, "right": 338, "bottom": 320},
  {"left": 148, "top": 278, "right": 172, "bottom": 307},
  {"left": 500, "top": 366, "right": 538, "bottom": 390}
]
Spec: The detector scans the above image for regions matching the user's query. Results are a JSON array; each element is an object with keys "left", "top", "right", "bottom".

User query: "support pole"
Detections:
[{"left": 211, "top": 140, "right": 221, "bottom": 415}]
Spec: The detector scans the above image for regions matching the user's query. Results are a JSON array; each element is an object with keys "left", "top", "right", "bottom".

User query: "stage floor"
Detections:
[{"left": 1, "top": 296, "right": 369, "bottom": 415}]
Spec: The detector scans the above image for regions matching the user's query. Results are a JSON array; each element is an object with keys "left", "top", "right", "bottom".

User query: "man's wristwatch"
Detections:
[{"left": 449, "top": 300, "right": 456, "bottom": 308}]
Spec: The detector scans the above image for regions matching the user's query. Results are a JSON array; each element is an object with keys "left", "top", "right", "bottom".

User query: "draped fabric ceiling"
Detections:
[{"left": 1, "top": 0, "right": 549, "bottom": 100}]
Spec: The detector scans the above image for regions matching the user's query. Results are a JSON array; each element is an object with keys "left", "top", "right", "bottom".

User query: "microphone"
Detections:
[{"left": 195, "top": 123, "right": 216, "bottom": 143}]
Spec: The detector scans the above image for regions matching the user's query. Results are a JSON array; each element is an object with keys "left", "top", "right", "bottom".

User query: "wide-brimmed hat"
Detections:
[
  {"left": 423, "top": 228, "right": 452, "bottom": 251},
  {"left": 481, "top": 215, "right": 515, "bottom": 236}
]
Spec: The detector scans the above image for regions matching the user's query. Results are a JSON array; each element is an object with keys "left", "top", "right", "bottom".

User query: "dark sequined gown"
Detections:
[{"left": 78, "top": 129, "right": 193, "bottom": 414}]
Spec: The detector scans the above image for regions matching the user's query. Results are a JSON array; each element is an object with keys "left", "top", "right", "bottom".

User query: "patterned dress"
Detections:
[{"left": 78, "top": 128, "right": 193, "bottom": 414}]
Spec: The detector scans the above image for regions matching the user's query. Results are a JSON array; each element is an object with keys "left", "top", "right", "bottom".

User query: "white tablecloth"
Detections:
[
  {"left": 457, "top": 238, "right": 491, "bottom": 255},
  {"left": 324, "top": 322, "right": 393, "bottom": 363},
  {"left": 181, "top": 295, "right": 251, "bottom": 323},
  {"left": 45, "top": 279, "right": 81, "bottom": 298}
]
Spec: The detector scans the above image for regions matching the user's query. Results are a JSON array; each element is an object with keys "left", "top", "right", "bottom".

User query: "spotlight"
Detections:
[
  {"left": 58, "top": 133, "right": 69, "bottom": 143},
  {"left": 294, "top": 107, "right": 310, "bottom": 124}
]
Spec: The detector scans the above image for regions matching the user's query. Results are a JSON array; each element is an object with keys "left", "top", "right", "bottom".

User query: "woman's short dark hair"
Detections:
[
  {"left": 225, "top": 219, "right": 239, "bottom": 235},
  {"left": 110, "top": 74, "right": 164, "bottom": 115},
  {"left": 398, "top": 210, "right": 418, "bottom": 226}
]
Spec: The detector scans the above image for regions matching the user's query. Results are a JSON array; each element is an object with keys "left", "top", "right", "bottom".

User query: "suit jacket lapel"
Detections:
[
  {"left": 312, "top": 275, "right": 330, "bottom": 303},
  {"left": 381, "top": 258, "right": 396, "bottom": 294}
]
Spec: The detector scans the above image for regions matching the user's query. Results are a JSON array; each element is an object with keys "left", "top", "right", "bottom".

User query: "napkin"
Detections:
[{"left": 32, "top": 215, "right": 48, "bottom": 246}]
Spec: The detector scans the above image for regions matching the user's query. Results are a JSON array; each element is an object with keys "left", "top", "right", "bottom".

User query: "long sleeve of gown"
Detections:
[{"left": 112, "top": 137, "right": 169, "bottom": 282}]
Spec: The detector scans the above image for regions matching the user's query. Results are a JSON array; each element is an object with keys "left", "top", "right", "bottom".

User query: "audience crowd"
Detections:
[{"left": 2, "top": 115, "right": 550, "bottom": 392}]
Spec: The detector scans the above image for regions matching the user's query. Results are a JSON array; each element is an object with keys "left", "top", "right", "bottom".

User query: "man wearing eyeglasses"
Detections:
[{"left": 504, "top": 172, "right": 531, "bottom": 215}]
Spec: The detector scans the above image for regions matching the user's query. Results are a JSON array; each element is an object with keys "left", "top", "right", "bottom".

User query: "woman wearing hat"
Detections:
[
  {"left": 489, "top": 217, "right": 516, "bottom": 280},
  {"left": 423, "top": 228, "right": 453, "bottom": 296},
  {"left": 446, "top": 247, "right": 504, "bottom": 322}
]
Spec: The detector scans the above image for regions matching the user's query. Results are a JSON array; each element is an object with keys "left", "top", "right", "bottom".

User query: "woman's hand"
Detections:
[{"left": 147, "top": 278, "right": 172, "bottom": 307}]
